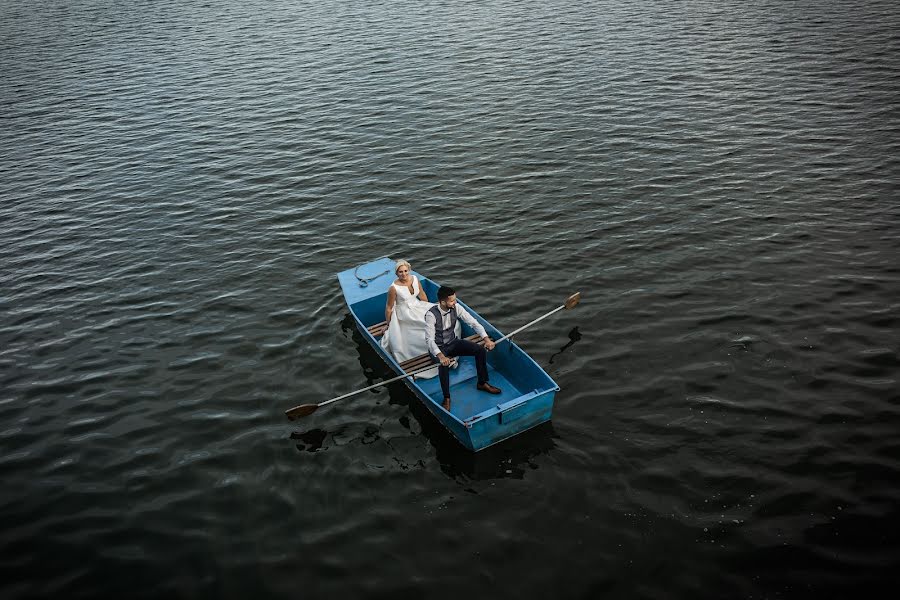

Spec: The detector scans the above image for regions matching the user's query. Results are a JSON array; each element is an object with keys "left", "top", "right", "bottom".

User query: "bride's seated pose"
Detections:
[{"left": 380, "top": 260, "right": 457, "bottom": 378}]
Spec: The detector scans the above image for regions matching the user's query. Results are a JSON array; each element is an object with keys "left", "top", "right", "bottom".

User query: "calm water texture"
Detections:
[{"left": 2, "top": 0, "right": 899, "bottom": 598}]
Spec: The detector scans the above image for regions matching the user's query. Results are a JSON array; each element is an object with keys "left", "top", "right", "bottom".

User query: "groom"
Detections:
[{"left": 424, "top": 285, "right": 501, "bottom": 411}]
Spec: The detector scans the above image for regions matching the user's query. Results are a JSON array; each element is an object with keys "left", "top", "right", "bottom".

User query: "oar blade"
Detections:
[
  {"left": 285, "top": 403, "right": 319, "bottom": 420},
  {"left": 564, "top": 291, "right": 582, "bottom": 310}
]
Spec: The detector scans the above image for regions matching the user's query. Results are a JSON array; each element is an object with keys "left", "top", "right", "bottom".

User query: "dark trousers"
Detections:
[{"left": 437, "top": 338, "right": 488, "bottom": 399}]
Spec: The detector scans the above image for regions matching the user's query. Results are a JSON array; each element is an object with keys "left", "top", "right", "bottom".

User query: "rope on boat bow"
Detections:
[{"left": 354, "top": 265, "right": 389, "bottom": 287}]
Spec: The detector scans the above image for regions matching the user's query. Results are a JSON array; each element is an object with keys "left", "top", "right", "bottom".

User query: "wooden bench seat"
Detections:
[
  {"left": 367, "top": 320, "right": 388, "bottom": 338},
  {"left": 366, "top": 321, "right": 487, "bottom": 374},
  {"left": 398, "top": 334, "right": 485, "bottom": 374}
]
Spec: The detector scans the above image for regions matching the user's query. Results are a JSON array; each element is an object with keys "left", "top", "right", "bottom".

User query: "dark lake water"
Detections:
[{"left": 2, "top": 0, "right": 899, "bottom": 598}]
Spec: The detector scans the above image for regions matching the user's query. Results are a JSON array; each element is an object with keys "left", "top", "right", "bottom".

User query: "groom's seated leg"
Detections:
[
  {"left": 450, "top": 339, "right": 488, "bottom": 384},
  {"left": 438, "top": 361, "right": 451, "bottom": 401}
]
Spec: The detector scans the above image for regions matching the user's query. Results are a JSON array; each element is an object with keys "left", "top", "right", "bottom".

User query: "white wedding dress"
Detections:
[{"left": 380, "top": 277, "right": 458, "bottom": 379}]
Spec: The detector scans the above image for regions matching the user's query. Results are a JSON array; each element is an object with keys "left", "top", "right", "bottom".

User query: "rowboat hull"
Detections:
[{"left": 338, "top": 257, "right": 560, "bottom": 452}]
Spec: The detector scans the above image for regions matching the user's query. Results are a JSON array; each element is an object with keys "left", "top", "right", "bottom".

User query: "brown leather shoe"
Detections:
[
  {"left": 442, "top": 397, "right": 451, "bottom": 411},
  {"left": 476, "top": 382, "right": 501, "bottom": 394}
]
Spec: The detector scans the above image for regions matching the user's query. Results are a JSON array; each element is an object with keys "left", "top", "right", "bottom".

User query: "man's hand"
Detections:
[
  {"left": 483, "top": 337, "right": 495, "bottom": 351},
  {"left": 438, "top": 353, "right": 452, "bottom": 367}
]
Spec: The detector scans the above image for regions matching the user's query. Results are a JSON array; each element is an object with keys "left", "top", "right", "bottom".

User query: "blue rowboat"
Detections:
[{"left": 338, "top": 257, "right": 560, "bottom": 452}]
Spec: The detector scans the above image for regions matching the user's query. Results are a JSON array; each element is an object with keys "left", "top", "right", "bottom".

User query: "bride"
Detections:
[{"left": 380, "top": 259, "right": 457, "bottom": 378}]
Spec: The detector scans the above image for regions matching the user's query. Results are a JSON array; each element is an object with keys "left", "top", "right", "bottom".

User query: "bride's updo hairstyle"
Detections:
[{"left": 394, "top": 259, "right": 412, "bottom": 275}]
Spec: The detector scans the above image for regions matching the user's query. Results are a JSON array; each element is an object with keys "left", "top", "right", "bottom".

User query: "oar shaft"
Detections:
[
  {"left": 495, "top": 304, "right": 566, "bottom": 344},
  {"left": 287, "top": 292, "right": 579, "bottom": 420},
  {"left": 318, "top": 360, "right": 448, "bottom": 408}
]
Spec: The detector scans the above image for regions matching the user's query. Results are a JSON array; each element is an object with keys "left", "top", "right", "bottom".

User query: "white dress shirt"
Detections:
[{"left": 424, "top": 304, "right": 487, "bottom": 357}]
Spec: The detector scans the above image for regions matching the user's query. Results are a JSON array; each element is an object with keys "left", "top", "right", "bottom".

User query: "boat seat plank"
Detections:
[
  {"left": 399, "top": 334, "right": 485, "bottom": 373},
  {"left": 367, "top": 320, "right": 388, "bottom": 338}
]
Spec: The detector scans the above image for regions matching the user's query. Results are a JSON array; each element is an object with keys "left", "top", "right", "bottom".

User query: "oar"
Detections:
[
  {"left": 494, "top": 292, "right": 581, "bottom": 344},
  {"left": 284, "top": 291, "right": 581, "bottom": 421},
  {"left": 285, "top": 360, "right": 455, "bottom": 420}
]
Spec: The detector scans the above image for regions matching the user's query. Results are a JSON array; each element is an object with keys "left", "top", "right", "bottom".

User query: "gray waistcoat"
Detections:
[{"left": 429, "top": 305, "right": 458, "bottom": 349}]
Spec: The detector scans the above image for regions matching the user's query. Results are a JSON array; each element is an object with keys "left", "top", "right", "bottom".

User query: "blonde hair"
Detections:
[{"left": 394, "top": 259, "right": 412, "bottom": 275}]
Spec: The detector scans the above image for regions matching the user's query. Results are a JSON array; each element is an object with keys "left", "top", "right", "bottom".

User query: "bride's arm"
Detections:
[
  {"left": 385, "top": 286, "right": 397, "bottom": 322},
  {"left": 416, "top": 277, "right": 428, "bottom": 302}
]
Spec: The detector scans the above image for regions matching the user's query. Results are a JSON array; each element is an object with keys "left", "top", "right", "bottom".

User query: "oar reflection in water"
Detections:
[{"left": 549, "top": 326, "right": 582, "bottom": 364}]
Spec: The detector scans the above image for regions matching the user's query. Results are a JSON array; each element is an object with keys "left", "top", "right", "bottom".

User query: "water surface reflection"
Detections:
[{"left": 291, "top": 313, "right": 557, "bottom": 481}]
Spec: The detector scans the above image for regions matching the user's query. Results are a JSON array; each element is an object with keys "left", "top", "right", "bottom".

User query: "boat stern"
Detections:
[{"left": 461, "top": 388, "right": 557, "bottom": 451}]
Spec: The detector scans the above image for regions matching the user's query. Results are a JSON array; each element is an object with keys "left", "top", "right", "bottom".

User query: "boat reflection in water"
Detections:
[
  {"left": 289, "top": 314, "right": 557, "bottom": 479},
  {"left": 411, "top": 397, "right": 557, "bottom": 482}
]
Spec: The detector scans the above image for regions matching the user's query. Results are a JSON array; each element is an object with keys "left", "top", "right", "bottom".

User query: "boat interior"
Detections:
[{"left": 347, "top": 279, "right": 555, "bottom": 421}]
